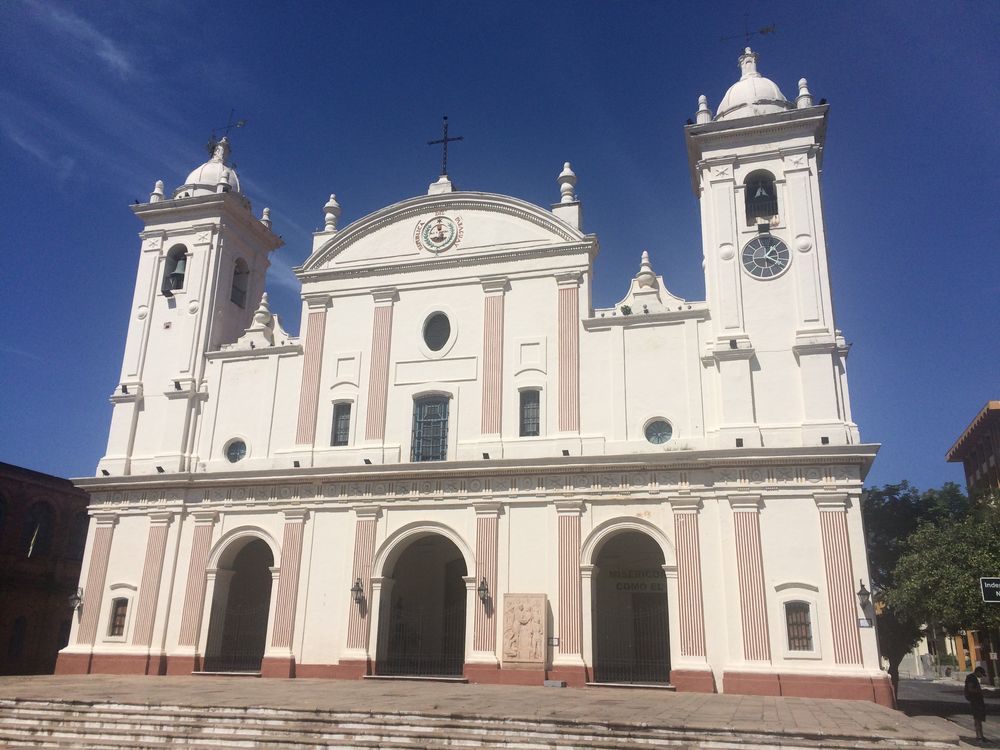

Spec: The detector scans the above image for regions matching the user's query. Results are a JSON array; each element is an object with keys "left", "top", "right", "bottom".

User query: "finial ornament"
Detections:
[
  {"left": 324, "top": 194, "right": 341, "bottom": 231},
  {"left": 216, "top": 168, "right": 231, "bottom": 193},
  {"left": 261, "top": 207, "right": 272, "bottom": 228},
  {"left": 253, "top": 292, "right": 274, "bottom": 328},
  {"left": 558, "top": 162, "right": 577, "bottom": 203},
  {"left": 212, "top": 136, "right": 231, "bottom": 164},
  {"left": 739, "top": 47, "right": 760, "bottom": 79},
  {"left": 796, "top": 78, "right": 813, "bottom": 109},
  {"left": 150, "top": 179, "right": 165, "bottom": 203},
  {"left": 696, "top": 95, "right": 712, "bottom": 123},
  {"left": 636, "top": 250, "right": 658, "bottom": 289}
]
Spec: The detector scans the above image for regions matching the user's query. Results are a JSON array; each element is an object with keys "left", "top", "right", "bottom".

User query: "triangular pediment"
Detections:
[{"left": 297, "top": 192, "right": 587, "bottom": 276}]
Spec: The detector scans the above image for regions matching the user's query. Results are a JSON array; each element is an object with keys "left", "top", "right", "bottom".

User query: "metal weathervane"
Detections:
[
  {"left": 428, "top": 116, "right": 463, "bottom": 177},
  {"left": 206, "top": 109, "right": 248, "bottom": 156},
  {"left": 721, "top": 16, "right": 776, "bottom": 45}
]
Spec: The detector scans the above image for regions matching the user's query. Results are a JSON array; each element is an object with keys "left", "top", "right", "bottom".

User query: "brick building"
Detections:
[{"left": 946, "top": 401, "right": 1000, "bottom": 494}]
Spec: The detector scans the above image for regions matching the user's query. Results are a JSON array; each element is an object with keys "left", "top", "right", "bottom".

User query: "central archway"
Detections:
[
  {"left": 203, "top": 537, "right": 273, "bottom": 673},
  {"left": 592, "top": 531, "right": 670, "bottom": 684},
  {"left": 379, "top": 533, "right": 468, "bottom": 677}
]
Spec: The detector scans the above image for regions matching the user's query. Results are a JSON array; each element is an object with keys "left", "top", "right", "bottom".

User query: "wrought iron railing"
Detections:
[
  {"left": 593, "top": 601, "right": 670, "bottom": 684},
  {"left": 380, "top": 602, "right": 466, "bottom": 677}
]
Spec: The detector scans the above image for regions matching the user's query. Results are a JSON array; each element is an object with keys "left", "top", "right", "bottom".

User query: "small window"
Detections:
[
  {"left": 230, "top": 258, "right": 249, "bottom": 308},
  {"left": 225, "top": 439, "right": 247, "bottom": 463},
  {"left": 423, "top": 313, "right": 451, "bottom": 352},
  {"left": 162, "top": 245, "right": 187, "bottom": 295},
  {"left": 22, "top": 503, "right": 54, "bottom": 558},
  {"left": 644, "top": 419, "right": 673, "bottom": 445},
  {"left": 108, "top": 598, "right": 128, "bottom": 637},
  {"left": 519, "top": 390, "right": 540, "bottom": 437},
  {"left": 785, "top": 601, "right": 813, "bottom": 651},
  {"left": 331, "top": 403, "right": 352, "bottom": 446},
  {"left": 745, "top": 171, "right": 778, "bottom": 225},
  {"left": 412, "top": 396, "right": 449, "bottom": 462}
]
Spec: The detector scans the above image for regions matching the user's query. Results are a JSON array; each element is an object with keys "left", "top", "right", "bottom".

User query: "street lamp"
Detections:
[
  {"left": 856, "top": 580, "right": 871, "bottom": 609},
  {"left": 350, "top": 578, "right": 364, "bottom": 605},
  {"left": 477, "top": 577, "right": 489, "bottom": 604},
  {"left": 68, "top": 587, "right": 83, "bottom": 614}
]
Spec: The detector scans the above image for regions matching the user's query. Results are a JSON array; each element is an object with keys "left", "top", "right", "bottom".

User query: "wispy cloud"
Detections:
[
  {"left": 267, "top": 255, "right": 305, "bottom": 293},
  {"left": 29, "top": 1, "right": 136, "bottom": 79},
  {"left": 0, "top": 116, "right": 75, "bottom": 183}
]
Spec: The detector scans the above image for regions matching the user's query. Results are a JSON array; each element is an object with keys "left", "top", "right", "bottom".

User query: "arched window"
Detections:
[
  {"left": 22, "top": 502, "right": 54, "bottom": 558},
  {"left": 784, "top": 600, "right": 813, "bottom": 651},
  {"left": 230, "top": 258, "right": 249, "bottom": 308},
  {"left": 744, "top": 170, "right": 778, "bottom": 225},
  {"left": 162, "top": 245, "right": 188, "bottom": 295},
  {"left": 519, "top": 390, "right": 540, "bottom": 437},
  {"left": 412, "top": 396, "right": 449, "bottom": 462}
]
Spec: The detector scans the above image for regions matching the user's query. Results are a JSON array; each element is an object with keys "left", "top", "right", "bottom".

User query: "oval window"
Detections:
[
  {"left": 225, "top": 439, "right": 247, "bottom": 463},
  {"left": 644, "top": 420, "right": 673, "bottom": 445},
  {"left": 423, "top": 313, "right": 451, "bottom": 352}
]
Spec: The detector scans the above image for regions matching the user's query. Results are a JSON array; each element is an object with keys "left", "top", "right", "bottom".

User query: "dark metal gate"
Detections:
[
  {"left": 593, "top": 593, "right": 670, "bottom": 684},
  {"left": 203, "top": 601, "right": 269, "bottom": 673},
  {"left": 380, "top": 600, "right": 466, "bottom": 677}
]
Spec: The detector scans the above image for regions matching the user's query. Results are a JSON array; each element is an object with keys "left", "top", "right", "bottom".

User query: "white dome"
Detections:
[
  {"left": 716, "top": 48, "right": 793, "bottom": 121},
  {"left": 173, "top": 138, "right": 241, "bottom": 198}
]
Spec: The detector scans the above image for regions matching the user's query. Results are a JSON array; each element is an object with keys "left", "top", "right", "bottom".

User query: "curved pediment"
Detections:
[{"left": 298, "top": 191, "right": 589, "bottom": 276}]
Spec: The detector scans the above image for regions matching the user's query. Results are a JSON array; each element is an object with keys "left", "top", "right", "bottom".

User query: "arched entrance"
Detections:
[
  {"left": 203, "top": 538, "right": 273, "bottom": 673},
  {"left": 379, "top": 534, "right": 468, "bottom": 677},
  {"left": 592, "top": 531, "right": 670, "bottom": 684}
]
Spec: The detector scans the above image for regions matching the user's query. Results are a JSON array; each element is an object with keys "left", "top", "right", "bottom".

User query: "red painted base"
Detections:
[
  {"left": 670, "top": 669, "right": 716, "bottom": 693},
  {"left": 465, "top": 663, "right": 546, "bottom": 685},
  {"left": 297, "top": 660, "right": 370, "bottom": 679},
  {"left": 260, "top": 656, "right": 295, "bottom": 678},
  {"left": 724, "top": 671, "right": 895, "bottom": 707},
  {"left": 546, "top": 665, "right": 589, "bottom": 687},
  {"left": 56, "top": 652, "right": 167, "bottom": 676},
  {"left": 54, "top": 652, "right": 91, "bottom": 675},
  {"left": 165, "top": 654, "right": 200, "bottom": 675}
]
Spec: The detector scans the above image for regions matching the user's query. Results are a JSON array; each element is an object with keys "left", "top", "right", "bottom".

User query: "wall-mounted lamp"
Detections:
[
  {"left": 477, "top": 577, "right": 489, "bottom": 603},
  {"left": 350, "top": 578, "right": 364, "bottom": 604},
  {"left": 68, "top": 587, "right": 83, "bottom": 612},
  {"left": 856, "top": 580, "right": 871, "bottom": 609}
]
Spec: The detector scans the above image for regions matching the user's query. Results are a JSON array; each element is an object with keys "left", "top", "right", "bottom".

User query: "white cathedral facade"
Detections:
[{"left": 58, "top": 49, "right": 892, "bottom": 705}]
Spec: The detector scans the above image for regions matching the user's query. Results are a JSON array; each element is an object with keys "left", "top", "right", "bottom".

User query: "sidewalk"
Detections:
[{"left": 0, "top": 675, "right": 962, "bottom": 748}]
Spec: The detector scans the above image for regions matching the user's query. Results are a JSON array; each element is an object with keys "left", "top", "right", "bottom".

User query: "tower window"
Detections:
[
  {"left": 519, "top": 390, "right": 540, "bottom": 437},
  {"left": 230, "top": 258, "right": 249, "bottom": 308},
  {"left": 744, "top": 171, "right": 778, "bottom": 225},
  {"left": 784, "top": 600, "right": 813, "bottom": 651},
  {"left": 108, "top": 598, "right": 128, "bottom": 637},
  {"left": 162, "top": 245, "right": 188, "bottom": 295},
  {"left": 412, "top": 396, "right": 449, "bottom": 462},
  {"left": 331, "top": 403, "right": 352, "bottom": 446}
]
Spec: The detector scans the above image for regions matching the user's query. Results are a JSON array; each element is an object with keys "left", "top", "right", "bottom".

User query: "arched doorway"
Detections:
[
  {"left": 203, "top": 538, "right": 273, "bottom": 673},
  {"left": 379, "top": 534, "right": 468, "bottom": 677},
  {"left": 592, "top": 531, "right": 670, "bottom": 684}
]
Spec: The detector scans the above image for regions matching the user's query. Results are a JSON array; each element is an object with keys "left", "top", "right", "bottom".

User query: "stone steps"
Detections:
[{"left": 0, "top": 697, "right": 951, "bottom": 749}]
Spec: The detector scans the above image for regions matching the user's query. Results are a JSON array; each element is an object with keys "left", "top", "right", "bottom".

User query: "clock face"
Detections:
[{"left": 741, "top": 236, "right": 790, "bottom": 279}]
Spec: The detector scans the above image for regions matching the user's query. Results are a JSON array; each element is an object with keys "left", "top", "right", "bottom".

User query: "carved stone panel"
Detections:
[{"left": 502, "top": 593, "right": 547, "bottom": 670}]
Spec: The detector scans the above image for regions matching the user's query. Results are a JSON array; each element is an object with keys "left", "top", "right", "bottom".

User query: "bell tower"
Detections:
[
  {"left": 98, "top": 139, "right": 283, "bottom": 476},
  {"left": 686, "top": 48, "right": 858, "bottom": 449}
]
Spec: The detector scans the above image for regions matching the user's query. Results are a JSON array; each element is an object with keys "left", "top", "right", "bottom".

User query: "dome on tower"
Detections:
[
  {"left": 716, "top": 48, "right": 793, "bottom": 121},
  {"left": 173, "top": 137, "right": 242, "bottom": 198}
]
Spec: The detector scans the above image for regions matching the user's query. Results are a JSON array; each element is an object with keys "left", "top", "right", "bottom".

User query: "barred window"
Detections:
[
  {"left": 108, "top": 598, "right": 128, "bottom": 637},
  {"left": 331, "top": 403, "right": 351, "bottom": 446},
  {"left": 785, "top": 600, "right": 813, "bottom": 651},
  {"left": 412, "top": 396, "right": 449, "bottom": 462},
  {"left": 519, "top": 390, "right": 540, "bottom": 437}
]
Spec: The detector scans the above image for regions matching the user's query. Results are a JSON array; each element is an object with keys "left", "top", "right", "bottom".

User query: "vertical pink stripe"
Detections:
[
  {"left": 675, "top": 512, "right": 706, "bottom": 657},
  {"left": 346, "top": 518, "right": 378, "bottom": 649},
  {"left": 365, "top": 305, "right": 393, "bottom": 441},
  {"left": 558, "top": 513, "right": 582, "bottom": 655},
  {"left": 480, "top": 295, "right": 504, "bottom": 435},
  {"left": 733, "top": 509, "right": 771, "bottom": 661},
  {"left": 271, "top": 519, "right": 306, "bottom": 649},
  {"left": 558, "top": 285, "right": 580, "bottom": 432},
  {"left": 177, "top": 523, "right": 214, "bottom": 647},
  {"left": 131, "top": 521, "right": 170, "bottom": 647},
  {"left": 76, "top": 523, "right": 115, "bottom": 645},
  {"left": 473, "top": 514, "right": 499, "bottom": 651},
  {"left": 295, "top": 309, "right": 328, "bottom": 444},
  {"left": 820, "top": 510, "right": 862, "bottom": 664}
]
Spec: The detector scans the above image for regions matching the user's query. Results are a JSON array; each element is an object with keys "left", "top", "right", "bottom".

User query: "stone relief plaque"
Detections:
[{"left": 502, "top": 593, "right": 547, "bottom": 670}]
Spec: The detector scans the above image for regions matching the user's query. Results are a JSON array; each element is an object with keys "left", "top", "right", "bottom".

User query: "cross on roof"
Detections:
[
  {"left": 427, "top": 116, "right": 463, "bottom": 177},
  {"left": 720, "top": 16, "right": 776, "bottom": 45}
]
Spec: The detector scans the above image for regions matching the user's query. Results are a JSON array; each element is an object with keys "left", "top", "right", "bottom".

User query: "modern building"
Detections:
[
  {"left": 57, "top": 48, "right": 891, "bottom": 705},
  {"left": 0, "top": 462, "right": 89, "bottom": 675},
  {"left": 946, "top": 401, "right": 1000, "bottom": 494}
]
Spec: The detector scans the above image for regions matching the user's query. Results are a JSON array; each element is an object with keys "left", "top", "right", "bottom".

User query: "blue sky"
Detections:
[{"left": 1, "top": 1, "right": 997, "bottom": 491}]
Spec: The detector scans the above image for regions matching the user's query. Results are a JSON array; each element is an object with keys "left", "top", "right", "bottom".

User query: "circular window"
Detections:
[
  {"left": 423, "top": 313, "right": 451, "bottom": 352},
  {"left": 225, "top": 439, "right": 247, "bottom": 463},
  {"left": 644, "top": 420, "right": 673, "bottom": 445}
]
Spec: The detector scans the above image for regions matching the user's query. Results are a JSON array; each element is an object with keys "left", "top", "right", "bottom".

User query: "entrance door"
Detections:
[
  {"left": 380, "top": 535, "right": 467, "bottom": 677},
  {"left": 203, "top": 538, "right": 273, "bottom": 673},
  {"left": 592, "top": 531, "right": 670, "bottom": 684}
]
